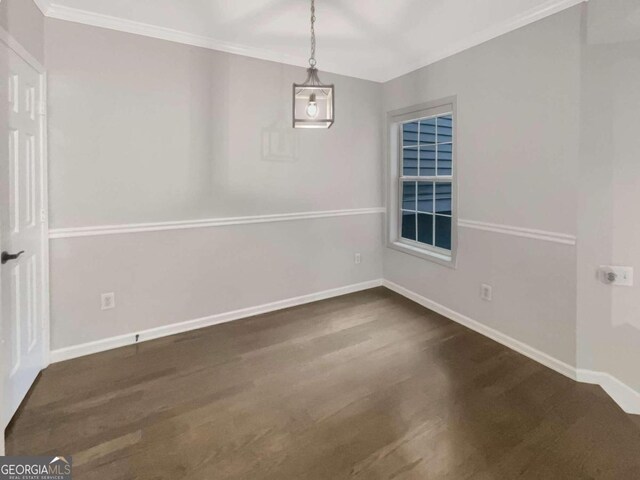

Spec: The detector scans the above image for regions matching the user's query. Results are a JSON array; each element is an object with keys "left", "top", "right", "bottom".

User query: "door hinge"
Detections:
[
  {"left": 38, "top": 101, "right": 47, "bottom": 116},
  {"left": 40, "top": 209, "right": 47, "bottom": 223}
]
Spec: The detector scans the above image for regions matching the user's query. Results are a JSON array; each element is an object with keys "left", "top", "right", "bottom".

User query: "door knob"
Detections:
[{"left": 1, "top": 250, "right": 25, "bottom": 265}]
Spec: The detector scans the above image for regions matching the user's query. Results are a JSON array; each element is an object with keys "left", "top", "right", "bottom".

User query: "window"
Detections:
[{"left": 388, "top": 100, "right": 456, "bottom": 265}]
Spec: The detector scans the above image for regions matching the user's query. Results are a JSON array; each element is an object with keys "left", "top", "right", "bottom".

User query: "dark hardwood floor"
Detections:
[{"left": 7, "top": 287, "right": 640, "bottom": 479}]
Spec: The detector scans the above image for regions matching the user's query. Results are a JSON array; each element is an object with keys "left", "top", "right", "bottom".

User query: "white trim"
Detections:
[
  {"left": 576, "top": 370, "right": 640, "bottom": 416},
  {"left": 31, "top": 0, "right": 52, "bottom": 16},
  {"left": 382, "top": 280, "right": 577, "bottom": 379},
  {"left": 39, "top": 72, "right": 51, "bottom": 367},
  {"left": 458, "top": 219, "right": 577, "bottom": 245},
  {"left": 383, "top": 279, "right": 640, "bottom": 415},
  {"left": 48, "top": 277, "right": 640, "bottom": 415},
  {"left": 387, "top": 0, "right": 588, "bottom": 82},
  {"left": 43, "top": 3, "right": 334, "bottom": 77},
  {"left": 48, "top": 208, "right": 386, "bottom": 239},
  {"left": 0, "top": 27, "right": 50, "bottom": 433},
  {"left": 50, "top": 279, "right": 384, "bottom": 363},
  {"left": 36, "top": 0, "right": 586, "bottom": 83},
  {"left": 0, "top": 26, "right": 45, "bottom": 73},
  {"left": 387, "top": 99, "right": 459, "bottom": 268},
  {"left": 388, "top": 241, "right": 455, "bottom": 268}
]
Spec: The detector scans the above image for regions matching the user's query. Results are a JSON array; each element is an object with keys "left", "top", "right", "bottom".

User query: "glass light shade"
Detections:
[{"left": 293, "top": 68, "right": 334, "bottom": 129}]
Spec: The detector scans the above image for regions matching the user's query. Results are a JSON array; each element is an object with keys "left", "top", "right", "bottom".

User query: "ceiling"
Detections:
[{"left": 34, "top": 0, "right": 585, "bottom": 82}]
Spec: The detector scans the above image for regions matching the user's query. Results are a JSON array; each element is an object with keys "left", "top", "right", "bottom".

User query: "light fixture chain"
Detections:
[{"left": 309, "top": 0, "right": 316, "bottom": 67}]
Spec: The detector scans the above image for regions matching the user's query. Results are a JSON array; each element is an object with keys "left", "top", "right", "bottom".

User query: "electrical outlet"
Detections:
[
  {"left": 480, "top": 284, "right": 492, "bottom": 302},
  {"left": 354, "top": 253, "right": 362, "bottom": 265},
  {"left": 101, "top": 292, "right": 115, "bottom": 310}
]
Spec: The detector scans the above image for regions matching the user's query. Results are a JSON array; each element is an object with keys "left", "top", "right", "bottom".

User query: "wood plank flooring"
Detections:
[{"left": 6, "top": 287, "right": 640, "bottom": 479}]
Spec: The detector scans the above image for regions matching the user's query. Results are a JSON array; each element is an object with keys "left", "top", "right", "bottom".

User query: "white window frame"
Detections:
[{"left": 386, "top": 98, "right": 458, "bottom": 267}]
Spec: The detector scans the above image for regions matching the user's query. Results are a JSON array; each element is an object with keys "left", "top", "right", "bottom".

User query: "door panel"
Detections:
[
  {"left": 9, "top": 264, "right": 20, "bottom": 377},
  {"left": 0, "top": 43, "right": 46, "bottom": 430},
  {"left": 8, "top": 129, "right": 18, "bottom": 234}
]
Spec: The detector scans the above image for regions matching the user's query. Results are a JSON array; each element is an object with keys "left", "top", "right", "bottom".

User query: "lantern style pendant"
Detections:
[{"left": 293, "top": 0, "right": 334, "bottom": 129}]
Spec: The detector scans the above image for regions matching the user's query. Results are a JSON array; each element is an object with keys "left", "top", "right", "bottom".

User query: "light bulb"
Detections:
[{"left": 305, "top": 93, "right": 319, "bottom": 119}]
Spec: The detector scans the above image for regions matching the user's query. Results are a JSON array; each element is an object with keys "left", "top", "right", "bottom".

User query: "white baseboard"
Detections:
[
  {"left": 49, "top": 277, "right": 640, "bottom": 416},
  {"left": 382, "top": 280, "right": 577, "bottom": 379},
  {"left": 576, "top": 370, "right": 640, "bottom": 416},
  {"left": 50, "top": 279, "right": 383, "bottom": 363},
  {"left": 382, "top": 279, "right": 640, "bottom": 416}
]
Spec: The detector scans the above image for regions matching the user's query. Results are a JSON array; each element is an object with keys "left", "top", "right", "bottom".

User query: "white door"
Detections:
[{"left": 0, "top": 38, "right": 47, "bottom": 433}]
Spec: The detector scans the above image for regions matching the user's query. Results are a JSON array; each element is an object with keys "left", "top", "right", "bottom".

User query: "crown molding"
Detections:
[
  {"left": 31, "top": 0, "right": 51, "bottom": 16},
  {"left": 43, "top": 2, "right": 364, "bottom": 80},
  {"left": 385, "top": 0, "right": 588, "bottom": 82},
  {"left": 0, "top": 24, "right": 45, "bottom": 72},
  {"left": 38, "top": 0, "right": 586, "bottom": 83}
]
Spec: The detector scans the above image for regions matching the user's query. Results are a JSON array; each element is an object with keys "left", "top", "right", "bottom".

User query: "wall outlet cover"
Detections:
[{"left": 101, "top": 292, "right": 115, "bottom": 310}]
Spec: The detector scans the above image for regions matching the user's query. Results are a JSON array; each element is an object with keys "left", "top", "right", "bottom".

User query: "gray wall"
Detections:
[
  {"left": 32, "top": 0, "right": 640, "bottom": 394},
  {"left": 0, "top": 0, "right": 44, "bottom": 63},
  {"left": 50, "top": 216, "right": 382, "bottom": 349},
  {"left": 45, "top": 19, "right": 384, "bottom": 350},
  {"left": 577, "top": 0, "right": 640, "bottom": 391},
  {"left": 46, "top": 20, "right": 382, "bottom": 227},
  {"left": 383, "top": 0, "right": 640, "bottom": 391},
  {"left": 382, "top": 7, "right": 583, "bottom": 366}
]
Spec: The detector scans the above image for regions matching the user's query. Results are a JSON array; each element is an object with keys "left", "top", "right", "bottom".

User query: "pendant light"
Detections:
[{"left": 293, "top": 0, "right": 335, "bottom": 129}]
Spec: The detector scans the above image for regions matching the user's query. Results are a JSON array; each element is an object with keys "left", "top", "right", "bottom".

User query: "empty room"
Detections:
[{"left": 1, "top": 0, "right": 639, "bottom": 478}]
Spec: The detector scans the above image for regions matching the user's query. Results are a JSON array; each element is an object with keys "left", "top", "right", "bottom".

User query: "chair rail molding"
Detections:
[
  {"left": 49, "top": 207, "right": 387, "bottom": 239},
  {"left": 458, "top": 219, "right": 577, "bottom": 245}
]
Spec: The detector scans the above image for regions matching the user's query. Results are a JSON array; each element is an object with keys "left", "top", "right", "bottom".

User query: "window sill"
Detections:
[{"left": 388, "top": 241, "right": 456, "bottom": 268}]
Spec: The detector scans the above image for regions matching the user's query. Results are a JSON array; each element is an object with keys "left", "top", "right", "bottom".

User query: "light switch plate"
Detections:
[
  {"left": 599, "top": 266, "right": 633, "bottom": 286},
  {"left": 480, "top": 284, "right": 493, "bottom": 301}
]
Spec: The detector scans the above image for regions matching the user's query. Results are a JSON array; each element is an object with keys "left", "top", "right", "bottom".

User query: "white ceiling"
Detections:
[{"left": 35, "top": 0, "right": 585, "bottom": 82}]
